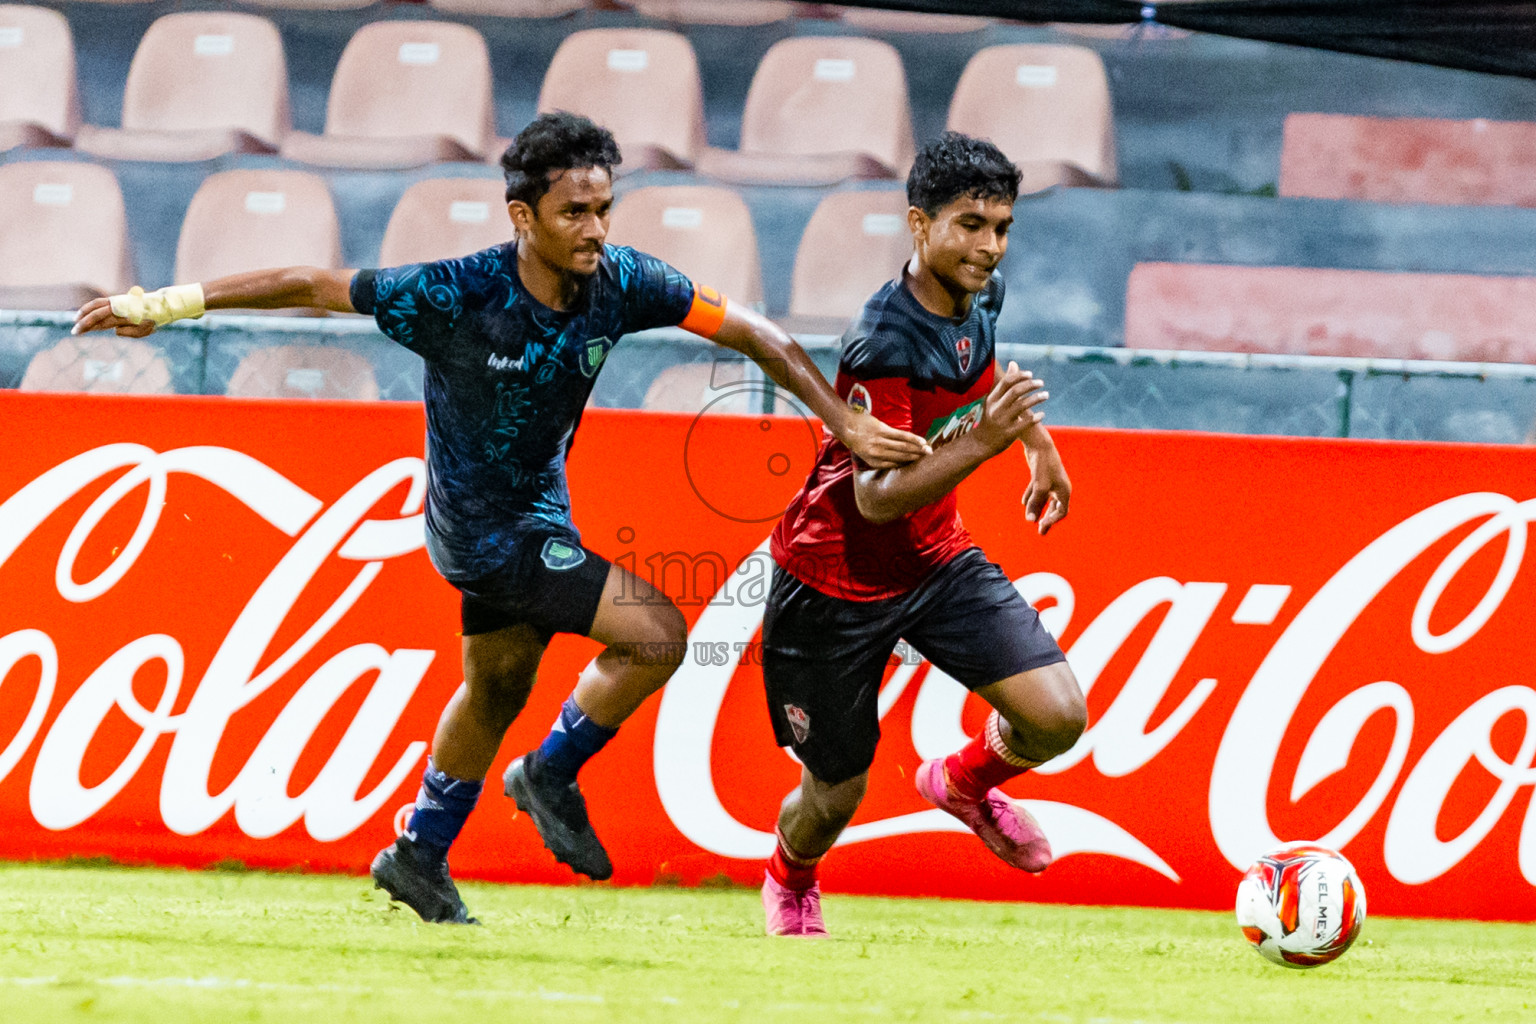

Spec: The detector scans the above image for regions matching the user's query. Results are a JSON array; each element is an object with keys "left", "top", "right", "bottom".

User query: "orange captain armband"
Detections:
[{"left": 678, "top": 283, "right": 728, "bottom": 339}]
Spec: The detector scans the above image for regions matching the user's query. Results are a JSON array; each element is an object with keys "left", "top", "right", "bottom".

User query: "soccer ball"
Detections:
[{"left": 1235, "top": 842, "right": 1366, "bottom": 968}]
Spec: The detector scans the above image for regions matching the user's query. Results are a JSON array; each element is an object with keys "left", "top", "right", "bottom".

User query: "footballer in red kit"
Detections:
[{"left": 760, "top": 133, "right": 1090, "bottom": 938}]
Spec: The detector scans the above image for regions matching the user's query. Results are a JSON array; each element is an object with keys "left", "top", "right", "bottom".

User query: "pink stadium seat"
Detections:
[
  {"left": 227, "top": 345, "right": 380, "bottom": 400},
  {"left": 642, "top": 361, "right": 755, "bottom": 414},
  {"left": 1279, "top": 113, "right": 1536, "bottom": 208},
  {"left": 0, "top": 5, "right": 80, "bottom": 151},
  {"left": 427, "top": 0, "right": 584, "bottom": 15},
  {"left": 1125, "top": 262, "right": 1536, "bottom": 364},
  {"left": 234, "top": 0, "right": 377, "bottom": 10},
  {"left": 835, "top": 6, "right": 990, "bottom": 33},
  {"left": 538, "top": 29, "right": 705, "bottom": 172},
  {"left": 0, "top": 162, "right": 132, "bottom": 311},
  {"left": 19, "top": 336, "right": 173, "bottom": 394},
  {"left": 630, "top": 1, "right": 798, "bottom": 26},
  {"left": 281, "top": 21, "right": 495, "bottom": 169},
  {"left": 379, "top": 178, "right": 511, "bottom": 266},
  {"left": 607, "top": 185, "right": 763, "bottom": 308},
  {"left": 948, "top": 44, "right": 1117, "bottom": 192},
  {"left": 174, "top": 169, "right": 339, "bottom": 314},
  {"left": 75, "top": 12, "right": 290, "bottom": 162},
  {"left": 783, "top": 189, "right": 910, "bottom": 335},
  {"left": 697, "top": 37, "right": 914, "bottom": 187}
]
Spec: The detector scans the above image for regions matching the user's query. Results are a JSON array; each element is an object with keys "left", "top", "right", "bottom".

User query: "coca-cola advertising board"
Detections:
[{"left": 1, "top": 390, "right": 1533, "bottom": 921}]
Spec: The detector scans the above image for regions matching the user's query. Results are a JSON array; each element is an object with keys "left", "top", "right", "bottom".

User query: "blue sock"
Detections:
[
  {"left": 405, "top": 759, "right": 483, "bottom": 861},
  {"left": 535, "top": 695, "right": 618, "bottom": 785}
]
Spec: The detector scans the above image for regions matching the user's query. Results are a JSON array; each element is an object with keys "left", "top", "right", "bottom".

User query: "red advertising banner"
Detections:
[{"left": 1, "top": 391, "right": 1534, "bottom": 920}]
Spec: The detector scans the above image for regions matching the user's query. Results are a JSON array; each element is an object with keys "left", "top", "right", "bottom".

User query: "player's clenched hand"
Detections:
[
  {"left": 72, "top": 296, "right": 157, "bottom": 339},
  {"left": 839, "top": 414, "right": 932, "bottom": 469},
  {"left": 1023, "top": 445, "right": 1071, "bottom": 536},
  {"left": 975, "top": 361, "right": 1047, "bottom": 455}
]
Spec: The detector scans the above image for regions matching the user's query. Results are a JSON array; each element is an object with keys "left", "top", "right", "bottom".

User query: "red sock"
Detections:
[
  {"left": 767, "top": 831, "right": 821, "bottom": 891},
  {"left": 944, "top": 711, "right": 1043, "bottom": 802}
]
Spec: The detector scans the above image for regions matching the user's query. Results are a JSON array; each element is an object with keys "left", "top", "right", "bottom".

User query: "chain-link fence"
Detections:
[
  {"left": 993, "top": 344, "right": 1536, "bottom": 444},
  {"left": 4, "top": 311, "right": 1535, "bottom": 444}
]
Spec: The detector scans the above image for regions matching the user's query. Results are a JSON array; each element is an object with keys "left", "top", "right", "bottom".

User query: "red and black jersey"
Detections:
[{"left": 771, "top": 271, "right": 1004, "bottom": 600}]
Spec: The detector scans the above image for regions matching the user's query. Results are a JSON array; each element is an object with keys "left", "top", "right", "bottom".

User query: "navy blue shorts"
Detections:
[
  {"left": 456, "top": 534, "right": 612, "bottom": 642},
  {"left": 762, "top": 547, "right": 1066, "bottom": 785}
]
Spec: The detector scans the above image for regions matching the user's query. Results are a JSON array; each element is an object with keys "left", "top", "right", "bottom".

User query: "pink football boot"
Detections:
[
  {"left": 761, "top": 874, "right": 829, "bottom": 938},
  {"left": 916, "top": 758, "right": 1053, "bottom": 873}
]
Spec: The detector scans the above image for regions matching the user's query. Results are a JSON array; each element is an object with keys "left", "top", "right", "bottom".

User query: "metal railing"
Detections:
[{"left": 4, "top": 311, "right": 1535, "bottom": 444}]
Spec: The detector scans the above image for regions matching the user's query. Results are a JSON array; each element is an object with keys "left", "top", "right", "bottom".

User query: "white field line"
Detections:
[{"left": 0, "top": 975, "right": 1192, "bottom": 1023}]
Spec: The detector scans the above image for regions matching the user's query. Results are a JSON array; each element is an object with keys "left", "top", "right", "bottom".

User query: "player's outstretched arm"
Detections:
[
  {"left": 854, "top": 362, "right": 1047, "bottom": 526},
  {"left": 707, "top": 304, "right": 931, "bottom": 470},
  {"left": 72, "top": 267, "right": 359, "bottom": 337}
]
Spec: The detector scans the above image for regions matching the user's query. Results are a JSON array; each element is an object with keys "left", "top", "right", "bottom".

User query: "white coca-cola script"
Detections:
[
  {"left": 0, "top": 444, "right": 432, "bottom": 841},
  {"left": 3, "top": 444, "right": 1534, "bottom": 895}
]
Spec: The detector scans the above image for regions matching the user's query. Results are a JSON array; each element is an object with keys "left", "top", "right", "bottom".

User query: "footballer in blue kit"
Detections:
[{"left": 74, "top": 112, "right": 930, "bottom": 924}]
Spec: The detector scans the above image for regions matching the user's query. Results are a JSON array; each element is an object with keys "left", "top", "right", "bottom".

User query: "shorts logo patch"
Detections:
[
  {"left": 540, "top": 537, "right": 587, "bottom": 571},
  {"left": 956, "top": 335, "right": 972, "bottom": 373},
  {"left": 846, "top": 383, "right": 871, "bottom": 415},
  {"left": 784, "top": 703, "right": 811, "bottom": 744}
]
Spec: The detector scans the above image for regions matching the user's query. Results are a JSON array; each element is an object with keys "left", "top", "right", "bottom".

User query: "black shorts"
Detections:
[
  {"left": 762, "top": 547, "right": 1066, "bottom": 785},
  {"left": 456, "top": 533, "right": 612, "bottom": 642}
]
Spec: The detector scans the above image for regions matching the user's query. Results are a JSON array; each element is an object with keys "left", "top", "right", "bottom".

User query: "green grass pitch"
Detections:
[{"left": 2, "top": 863, "right": 1533, "bottom": 1023}]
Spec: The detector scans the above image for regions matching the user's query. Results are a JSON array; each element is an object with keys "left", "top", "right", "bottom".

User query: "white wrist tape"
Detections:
[{"left": 109, "top": 283, "right": 206, "bottom": 327}]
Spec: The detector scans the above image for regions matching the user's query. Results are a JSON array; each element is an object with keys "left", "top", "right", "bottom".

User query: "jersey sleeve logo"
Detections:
[
  {"left": 955, "top": 335, "right": 972, "bottom": 373},
  {"left": 846, "top": 382, "right": 872, "bottom": 415}
]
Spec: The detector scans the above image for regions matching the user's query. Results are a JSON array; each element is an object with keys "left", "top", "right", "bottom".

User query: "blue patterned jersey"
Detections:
[{"left": 351, "top": 242, "right": 697, "bottom": 581}]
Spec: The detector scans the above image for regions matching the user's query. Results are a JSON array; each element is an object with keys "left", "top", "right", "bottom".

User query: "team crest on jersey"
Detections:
[
  {"left": 579, "top": 336, "right": 614, "bottom": 378},
  {"left": 784, "top": 704, "right": 811, "bottom": 744},
  {"left": 955, "top": 335, "right": 973, "bottom": 373},
  {"left": 846, "top": 383, "right": 872, "bottom": 415}
]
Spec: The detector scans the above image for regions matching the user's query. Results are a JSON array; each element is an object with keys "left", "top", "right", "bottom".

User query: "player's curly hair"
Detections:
[
  {"left": 501, "top": 111, "right": 623, "bottom": 208},
  {"left": 906, "top": 132, "right": 1021, "bottom": 217}
]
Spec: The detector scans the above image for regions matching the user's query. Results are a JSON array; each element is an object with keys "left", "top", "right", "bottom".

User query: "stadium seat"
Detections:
[
  {"left": 379, "top": 177, "right": 511, "bottom": 266},
  {"left": 19, "top": 336, "right": 173, "bottom": 394},
  {"left": 537, "top": 29, "right": 705, "bottom": 173},
  {"left": 630, "top": 1, "right": 798, "bottom": 26},
  {"left": 607, "top": 185, "right": 763, "bottom": 308},
  {"left": 280, "top": 21, "right": 496, "bottom": 169},
  {"left": 697, "top": 37, "right": 915, "bottom": 187},
  {"left": 0, "top": 5, "right": 80, "bottom": 152},
  {"left": 0, "top": 162, "right": 132, "bottom": 311},
  {"left": 174, "top": 169, "right": 339, "bottom": 313},
  {"left": 948, "top": 44, "right": 1117, "bottom": 192},
  {"left": 835, "top": 6, "right": 990, "bottom": 33},
  {"left": 227, "top": 345, "right": 380, "bottom": 400},
  {"left": 74, "top": 12, "right": 290, "bottom": 163},
  {"left": 427, "top": 0, "right": 585, "bottom": 15},
  {"left": 782, "top": 189, "right": 910, "bottom": 334},
  {"left": 641, "top": 361, "right": 756, "bottom": 414},
  {"left": 232, "top": 0, "right": 378, "bottom": 10},
  {"left": 1279, "top": 113, "right": 1536, "bottom": 208},
  {"left": 1125, "top": 262, "right": 1536, "bottom": 364}
]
